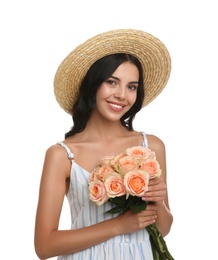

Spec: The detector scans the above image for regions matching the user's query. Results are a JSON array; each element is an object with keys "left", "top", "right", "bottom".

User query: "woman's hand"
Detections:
[
  {"left": 142, "top": 177, "right": 166, "bottom": 205},
  {"left": 115, "top": 204, "right": 157, "bottom": 234}
]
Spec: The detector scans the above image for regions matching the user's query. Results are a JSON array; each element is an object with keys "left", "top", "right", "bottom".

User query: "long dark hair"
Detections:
[{"left": 65, "top": 53, "right": 144, "bottom": 139}]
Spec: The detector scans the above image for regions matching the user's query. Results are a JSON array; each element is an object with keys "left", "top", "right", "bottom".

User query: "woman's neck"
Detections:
[{"left": 85, "top": 118, "right": 128, "bottom": 142}]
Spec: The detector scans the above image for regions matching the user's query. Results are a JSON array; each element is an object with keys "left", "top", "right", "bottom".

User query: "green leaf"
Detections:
[
  {"left": 128, "top": 196, "right": 147, "bottom": 213},
  {"left": 108, "top": 195, "right": 126, "bottom": 206},
  {"left": 106, "top": 195, "right": 147, "bottom": 214},
  {"left": 130, "top": 202, "right": 147, "bottom": 213},
  {"left": 106, "top": 206, "right": 124, "bottom": 214}
]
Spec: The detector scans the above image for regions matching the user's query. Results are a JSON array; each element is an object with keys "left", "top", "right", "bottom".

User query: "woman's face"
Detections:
[{"left": 94, "top": 61, "right": 139, "bottom": 122}]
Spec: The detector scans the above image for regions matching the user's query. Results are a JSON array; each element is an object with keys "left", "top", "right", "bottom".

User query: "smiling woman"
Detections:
[{"left": 34, "top": 29, "right": 173, "bottom": 260}]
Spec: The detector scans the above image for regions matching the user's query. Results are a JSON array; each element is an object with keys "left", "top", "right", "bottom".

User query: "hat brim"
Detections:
[{"left": 54, "top": 29, "right": 171, "bottom": 114}]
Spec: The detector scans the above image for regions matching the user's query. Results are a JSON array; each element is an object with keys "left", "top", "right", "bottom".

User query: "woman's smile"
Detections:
[{"left": 107, "top": 101, "right": 126, "bottom": 111}]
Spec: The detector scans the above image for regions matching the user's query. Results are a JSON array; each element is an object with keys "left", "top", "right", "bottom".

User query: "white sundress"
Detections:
[{"left": 57, "top": 132, "right": 154, "bottom": 260}]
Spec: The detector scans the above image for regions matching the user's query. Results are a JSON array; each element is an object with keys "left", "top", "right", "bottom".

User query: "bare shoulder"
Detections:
[
  {"left": 43, "top": 143, "right": 71, "bottom": 178},
  {"left": 146, "top": 134, "right": 166, "bottom": 155},
  {"left": 45, "top": 143, "right": 68, "bottom": 160}
]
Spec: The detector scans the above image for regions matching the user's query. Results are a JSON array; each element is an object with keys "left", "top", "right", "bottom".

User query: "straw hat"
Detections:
[{"left": 54, "top": 29, "right": 171, "bottom": 114}]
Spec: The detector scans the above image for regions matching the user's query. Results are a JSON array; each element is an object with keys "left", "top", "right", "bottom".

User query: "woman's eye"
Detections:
[
  {"left": 106, "top": 80, "right": 116, "bottom": 86},
  {"left": 128, "top": 85, "right": 138, "bottom": 90}
]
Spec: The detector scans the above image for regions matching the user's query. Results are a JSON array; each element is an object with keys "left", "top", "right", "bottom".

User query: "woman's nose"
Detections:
[{"left": 114, "top": 86, "right": 126, "bottom": 100}]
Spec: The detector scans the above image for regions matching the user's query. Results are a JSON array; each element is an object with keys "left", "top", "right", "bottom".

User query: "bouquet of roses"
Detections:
[{"left": 88, "top": 146, "right": 174, "bottom": 260}]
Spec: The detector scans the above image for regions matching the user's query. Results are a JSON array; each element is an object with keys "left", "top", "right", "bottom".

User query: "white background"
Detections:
[{"left": 1, "top": 0, "right": 217, "bottom": 259}]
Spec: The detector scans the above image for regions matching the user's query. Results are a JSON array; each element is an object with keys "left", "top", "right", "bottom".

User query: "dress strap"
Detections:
[
  {"left": 57, "top": 142, "right": 74, "bottom": 160},
  {"left": 141, "top": 131, "right": 148, "bottom": 147}
]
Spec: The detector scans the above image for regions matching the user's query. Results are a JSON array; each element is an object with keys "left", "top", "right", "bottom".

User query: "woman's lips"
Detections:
[{"left": 107, "top": 101, "right": 125, "bottom": 111}]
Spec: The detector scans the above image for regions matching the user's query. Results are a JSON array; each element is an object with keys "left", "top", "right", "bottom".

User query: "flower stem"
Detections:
[{"left": 147, "top": 224, "right": 174, "bottom": 260}]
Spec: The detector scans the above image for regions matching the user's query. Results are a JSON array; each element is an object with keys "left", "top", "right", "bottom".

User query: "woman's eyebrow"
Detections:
[
  {"left": 109, "top": 75, "right": 139, "bottom": 84},
  {"left": 109, "top": 75, "right": 120, "bottom": 81}
]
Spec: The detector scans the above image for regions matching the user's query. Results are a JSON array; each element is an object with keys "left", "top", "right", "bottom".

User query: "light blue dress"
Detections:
[{"left": 57, "top": 132, "right": 153, "bottom": 260}]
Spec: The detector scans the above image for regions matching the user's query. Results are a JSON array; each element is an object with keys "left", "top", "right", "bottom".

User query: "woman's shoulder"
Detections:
[
  {"left": 146, "top": 134, "right": 166, "bottom": 153},
  {"left": 43, "top": 143, "right": 72, "bottom": 178},
  {"left": 44, "top": 142, "right": 71, "bottom": 162}
]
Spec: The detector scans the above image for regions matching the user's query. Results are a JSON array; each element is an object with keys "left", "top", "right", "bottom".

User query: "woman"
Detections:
[{"left": 34, "top": 29, "right": 173, "bottom": 259}]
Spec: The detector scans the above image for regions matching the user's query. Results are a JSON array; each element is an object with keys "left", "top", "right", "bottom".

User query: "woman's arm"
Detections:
[{"left": 143, "top": 135, "right": 173, "bottom": 236}]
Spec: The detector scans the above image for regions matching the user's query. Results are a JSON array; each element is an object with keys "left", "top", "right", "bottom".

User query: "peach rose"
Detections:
[
  {"left": 110, "top": 152, "right": 126, "bottom": 168},
  {"left": 104, "top": 172, "right": 126, "bottom": 198},
  {"left": 89, "top": 166, "right": 101, "bottom": 183},
  {"left": 116, "top": 155, "right": 138, "bottom": 177},
  {"left": 139, "top": 159, "right": 162, "bottom": 179},
  {"left": 89, "top": 180, "right": 108, "bottom": 206},
  {"left": 97, "top": 165, "right": 115, "bottom": 181},
  {"left": 126, "top": 146, "right": 156, "bottom": 160},
  {"left": 124, "top": 170, "right": 149, "bottom": 197},
  {"left": 100, "top": 154, "right": 115, "bottom": 166}
]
